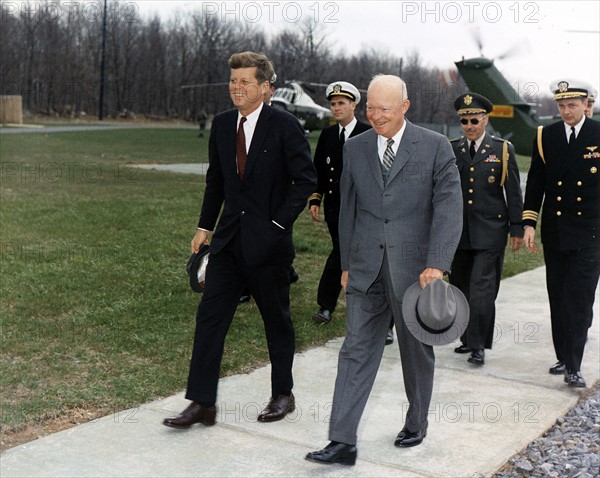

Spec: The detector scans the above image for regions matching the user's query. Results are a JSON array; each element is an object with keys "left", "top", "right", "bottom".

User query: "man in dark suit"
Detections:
[
  {"left": 523, "top": 80, "right": 600, "bottom": 388},
  {"left": 306, "top": 74, "right": 463, "bottom": 465},
  {"left": 308, "top": 81, "right": 371, "bottom": 325},
  {"left": 163, "top": 51, "right": 316, "bottom": 428},
  {"left": 449, "top": 93, "right": 523, "bottom": 366}
]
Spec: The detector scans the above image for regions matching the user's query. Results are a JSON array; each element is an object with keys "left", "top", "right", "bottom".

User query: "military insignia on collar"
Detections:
[
  {"left": 333, "top": 84, "right": 342, "bottom": 94},
  {"left": 488, "top": 175, "right": 496, "bottom": 183},
  {"left": 558, "top": 81, "right": 569, "bottom": 92},
  {"left": 464, "top": 95, "right": 473, "bottom": 105}
]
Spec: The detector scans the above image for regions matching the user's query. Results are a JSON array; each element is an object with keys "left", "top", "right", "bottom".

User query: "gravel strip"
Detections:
[{"left": 494, "top": 381, "right": 600, "bottom": 478}]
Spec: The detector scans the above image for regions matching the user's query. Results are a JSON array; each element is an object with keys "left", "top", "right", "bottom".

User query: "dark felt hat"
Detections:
[
  {"left": 185, "top": 244, "right": 210, "bottom": 293},
  {"left": 402, "top": 279, "right": 469, "bottom": 346}
]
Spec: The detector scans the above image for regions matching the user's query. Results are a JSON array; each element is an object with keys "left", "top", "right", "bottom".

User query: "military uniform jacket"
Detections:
[
  {"left": 523, "top": 118, "right": 600, "bottom": 250},
  {"left": 451, "top": 133, "right": 523, "bottom": 250},
  {"left": 309, "top": 120, "right": 371, "bottom": 222}
]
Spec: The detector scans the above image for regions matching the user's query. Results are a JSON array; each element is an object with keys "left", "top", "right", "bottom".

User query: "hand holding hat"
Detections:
[
  {"left": 186, "top": 244, "right": 210, "bottom": 293},
  {"left": 402, "top": 279, "right": 469, "bottom": 346}
]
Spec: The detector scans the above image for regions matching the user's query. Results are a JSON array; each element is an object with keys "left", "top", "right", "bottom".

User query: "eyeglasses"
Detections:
[{"left": 460, "top": 117, "right": 485, "bottom": 125}]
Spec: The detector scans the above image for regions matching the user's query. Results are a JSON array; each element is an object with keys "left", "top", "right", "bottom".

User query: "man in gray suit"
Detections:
[{"left": 306, "top": 75, "right": 463, "bottom": 465}]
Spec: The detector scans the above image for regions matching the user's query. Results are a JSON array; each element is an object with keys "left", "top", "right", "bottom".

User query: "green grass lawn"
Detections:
[{"left": 0, "top": 127, "right": 543, "bottom": 443}]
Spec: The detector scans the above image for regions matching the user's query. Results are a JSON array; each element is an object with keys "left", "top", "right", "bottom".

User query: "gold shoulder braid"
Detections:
[
  {"left": 500, "top": 140, "right": 509, "bottom": 187},
  {"left": 536, "top": 125, "right": 545, "bottom": 164}
]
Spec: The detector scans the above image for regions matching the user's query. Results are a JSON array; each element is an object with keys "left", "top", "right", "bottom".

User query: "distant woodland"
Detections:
[{"left": 1, "top": 1, "right": 553, "bottom": 123}]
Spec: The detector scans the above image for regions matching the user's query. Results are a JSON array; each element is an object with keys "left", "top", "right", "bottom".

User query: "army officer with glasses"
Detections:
[{"left": 449, "top": 93, "right": 523, "bottom": 367}]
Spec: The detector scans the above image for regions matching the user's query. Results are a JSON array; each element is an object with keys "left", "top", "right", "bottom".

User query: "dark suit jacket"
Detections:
[
  {"left": 523, "top": 118, "right": 600, "bottom": 250},
  {"left": 309, "top": 120, "right": 371, "bottom": 222},
  {"left": 198, "top": 105, "right": 317, "bottom": 265},
  {"left": 452, "top": 133, "right": 523, "bottom": 250}
]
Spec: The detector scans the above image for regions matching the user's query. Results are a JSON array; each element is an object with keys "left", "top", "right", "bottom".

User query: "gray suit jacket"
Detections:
[{"left": 339, "top": 121, "right": 463, "bottom": 300}]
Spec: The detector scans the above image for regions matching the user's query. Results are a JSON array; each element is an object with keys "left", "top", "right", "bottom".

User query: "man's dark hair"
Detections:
[{"left": 229, "top": 51, "right": 275, "bottom": 85}]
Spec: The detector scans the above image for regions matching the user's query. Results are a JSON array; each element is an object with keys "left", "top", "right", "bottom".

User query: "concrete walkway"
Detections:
[{"left": 1, "top": 266, "right": 598, "bottom": 478}]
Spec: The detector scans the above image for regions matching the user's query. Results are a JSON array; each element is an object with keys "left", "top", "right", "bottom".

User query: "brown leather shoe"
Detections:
[
  {"left": 163, "top": 402, "right": 217, "bottom": 429},
  {"left": 257, "top": 393, "right": 295, "bottom": 422}
]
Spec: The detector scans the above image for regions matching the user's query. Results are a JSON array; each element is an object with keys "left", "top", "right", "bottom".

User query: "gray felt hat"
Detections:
[{"left": 402, "top": 279, "right": 469, "bottom": 346}]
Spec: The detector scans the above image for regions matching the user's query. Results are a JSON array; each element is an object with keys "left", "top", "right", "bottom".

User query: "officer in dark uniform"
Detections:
[
  {"left": 522, "top": 80, "right": 600, "bottom": 388},
  {"left": 309, "top": 81, "right": 371, "bottom": 324},
  {"left": 449, "top": 93, "right": 524, "bottom": 366},
  {"left": 584, "top": 86, "right": 596, "bottom": 119}
]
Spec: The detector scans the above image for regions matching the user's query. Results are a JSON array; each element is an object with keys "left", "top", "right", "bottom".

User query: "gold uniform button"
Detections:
[
  {"left": 468, "top": 189, "right": 474, "bottom": 193},
  {"left": 470, "top": 167, "right": 475, "bottom": 172},
  {"left": 497, "top": 214, "right": 502, "bottom": 218},
  {"left": 577, "top": 181, "right": 582, "bottom": 186},
  {"left": 556, "top": 211, "right": 562, "bottom": 216},
  {"left": 577, "top": 212, "right": 582, "bottom": 216},
  {"left": 329, "top": 179, "right": 333, "bottom": 182},
  {"left": 469, "top": 178, "right": 474, "bottom": 183},
  {"left": 330, "top": 168, "right": 334, "bottom": 171},
  {"left": 557, "top": 181, "right": 563, "bottom": 186},
  {"left": 468, "top": 200, "right": 473, "bottom": 205},
  {"left": 577, "top": 197, "right": 582, "bottom": 202},
  {"left": 557, "top": 196, "right": 562, "bottom": 201},
  {"left": 591, "top": 167, "right": 598, "bottom": 174},
  {"left": 329, "top": 190, "right": 333, "bottom": 194}
]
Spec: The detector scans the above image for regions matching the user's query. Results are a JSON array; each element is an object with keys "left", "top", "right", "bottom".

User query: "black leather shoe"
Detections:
[
  {"left": 549, "top": 361, "right": 566, "bottom": 375},
  {"left": 454, "top": 344, "right": 472, "bottom": 354},
  {"left": 394, "top": 426, "right": 427, "bottom": 448},
  {"left": 305, "top": 441, "right": 357, "bottom": 466},
  {"left": 385, "top": 328, "right": 394, "bottom": 345},
  {"left": 567, "top": 371, "right": 586, "bottom": 388},
  {"left": 257, "top": 393, "right": 295, "bottom": 422},
  {"left": 313, "top": 308, "right": 332, "bottom": 323},
  {"left": 163, "top": 402, "right": 217, "bottom": 429},
  {"left": 467, "top": 349, "right": 485, "bottom": 366},
  {"left": 289, "top": 267, "right": 299, "bottom": 284}
]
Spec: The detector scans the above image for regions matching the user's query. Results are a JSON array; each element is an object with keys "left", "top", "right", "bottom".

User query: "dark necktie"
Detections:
[
  {"left": 469, "top": 140, "right": 476, "bottom": 159},
  {"left": 340, "top": 127, "right": 346, "bottom": 146},
  {"left": 382, "top": 138, "right": 395, "bottom": 171},
  {"left": 236, "top": 117, "right": 247, "bottom": 179},
  {"left": 568, "top": 126, "right": 576, "bottom": 147}
]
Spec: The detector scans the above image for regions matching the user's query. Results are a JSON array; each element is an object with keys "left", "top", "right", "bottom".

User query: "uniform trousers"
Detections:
[
  {"left": 317, "top": 219, "right": 342, "bottom": 312},
  {"left": 185, "top": 231, "right": 295, "bottom": 404},
  {"left": 450, "top": 248, "right": 504, "bottom": 350},
  {"left": 328, "top": 252, "right": 434, "bottom": 446},
  {"left": 543, "top": 245, "right": 600, "bottom": 372}
]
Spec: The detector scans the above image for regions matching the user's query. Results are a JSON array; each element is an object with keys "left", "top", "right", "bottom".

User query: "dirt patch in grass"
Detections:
[{"left": 1, "top": 405, "right": 108, "bottom": 452}]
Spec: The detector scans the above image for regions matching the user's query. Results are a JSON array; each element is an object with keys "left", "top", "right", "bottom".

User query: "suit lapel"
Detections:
[
  {"left": 363, "top": 131, "right": 384, "bottom": 189},
  {"left": 223, "top": 111, "right": 238, "bottom": 176},
  {"left": 243, "top": 105, "right": 272, "bottom": 182},
  {"left": 386, "top": 121, "right": 416, "bottom": 185}
]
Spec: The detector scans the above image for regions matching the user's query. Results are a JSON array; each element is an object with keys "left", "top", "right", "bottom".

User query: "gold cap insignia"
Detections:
[
  {"left": 558, "top": 81, "right": 569, "bottom": 92},
  {"left": 464, "top": 95, "right": 473, "bottom": 105},
  {"left": 333, "top": 84, "right": 342, "bottom": 94}
]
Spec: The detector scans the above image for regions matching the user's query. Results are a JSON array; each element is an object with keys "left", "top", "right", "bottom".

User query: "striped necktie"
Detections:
[{"left": 382, "top": 138, "right": 395, "bottom": 171}]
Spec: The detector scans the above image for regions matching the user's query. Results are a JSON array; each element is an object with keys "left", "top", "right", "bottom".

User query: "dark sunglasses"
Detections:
[{"left": 460, "top": 118, "right": 484, "bottom": 125}]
